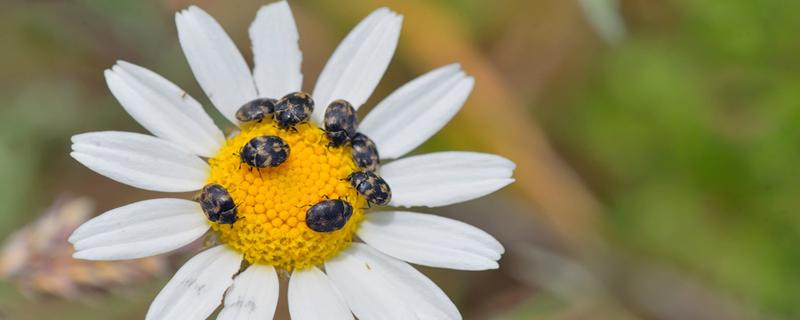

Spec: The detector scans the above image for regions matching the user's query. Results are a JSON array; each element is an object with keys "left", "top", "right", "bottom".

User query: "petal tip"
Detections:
[
  {"left": 373, "top": 7, "right": 391, "bottom": 15},
  {"left": 67, "top": 230, "right": 80, "bottom": 244},
  {"left": 463, "top": 75, "right": 476, "bottom": 86},
  {"left": 497, "top": 244, "right": 507, "bottom": 255},
  {"left": 69, "top": 131, "right": 96, "bottom": 144},
  {"left": 447, "top": 63, "right": 462, "bottom": 71},
  {"left": 495, "top": 178, "right": 516, "bottom": 191},
  {"left": 186, "top": 5, "right": 203, "bottom": 14},
  {"left": 263, "top": 0, "right": 289, "bottom": 10},
  {"left": 103, "top": 68, "right": 115, "bottom": 78},
  {"left": 72, "top": 250, "right": 91, "bottom": 260},
  {"left": 113, "top": 60, "right": 137, "bottom": 73}
]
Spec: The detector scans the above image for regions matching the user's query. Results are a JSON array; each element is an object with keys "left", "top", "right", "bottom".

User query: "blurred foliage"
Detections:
[
  {"left": 0, "top": 0, "right": 798, "bottom": 319},
  {"left": 549, "top": 0, "right": 800, "bottom": 317}
]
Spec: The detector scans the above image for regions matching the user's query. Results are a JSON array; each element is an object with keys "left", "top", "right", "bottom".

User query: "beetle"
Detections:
[
  {"left": 199, "top": 183, "right": 238, "bottom": 224},
  {"left": 274, "top": 92, "right": 314, "bottom": 129},
  {"left": 305, "top": 199, "right": 353, "bottom": 232},
  {"left": 240, "top": 135, "right": 290, "bottom": 168},
  {"left": 323, "top": 99, "right": 358, "bottom": 147},
  {"left": 347, "top": 171, "right": 391, "bottom": 206},
  {"left": 235, "top": 98, "right": 277, "bottom": 123},
  {"left": 350, "top": 133, "right": 380, "bottom": 172}
]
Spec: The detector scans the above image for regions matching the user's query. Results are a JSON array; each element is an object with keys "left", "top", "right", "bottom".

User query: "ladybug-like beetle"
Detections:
[
  {"left": 235, "top": 98, "right": 277, "bottom": 123},
  {"left": 323, "top": 99, "right": 358, "bottom": 147},
  {"left": 347, "top": 171, "right": 391, "bottom": 206},
  {"left": 305, "top": 199, "right": 353, "bottom": 232},
  {"left": 240, "top": 135, "right": 290, "bottom": 168},
  {"left": 350, "top": 133, "right": 380, "bottom": 172},
  {"left": 199, "top": 183, "right": 237, "bottom": 224},
  {"left": 274, "top": 92, "right": 314, "bottom": 129}
]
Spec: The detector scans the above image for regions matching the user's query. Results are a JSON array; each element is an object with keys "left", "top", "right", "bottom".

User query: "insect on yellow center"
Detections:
[{"left": 207, "top": 120, "right": 365, "bottom": 271}]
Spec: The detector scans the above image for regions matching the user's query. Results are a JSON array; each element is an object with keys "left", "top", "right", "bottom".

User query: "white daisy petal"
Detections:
[
  {"left": 326, "top": 244, "right": 460, "bottom": 320},
  {"left": 311, "top": 8, "right": 403, "bottom": 123},
  {"left": 360, "top": 64, "right": 475, "bottom": 159},
  {"left": 105, "top": 61, "right": 225, "bottom": 157},
  {"left": 176, "top": 5, "right": 258, "bottom": 124},
  {"left": 288, "top": 267, "right": 353, "bottom": 320},
  {"left": 69, "top": 199, "right": 208, "bottom": 260},
  {"left": 250, "top": 1, "right": 303, "bottom": 98},
  {"left": 70, "top": 131, "right": 209, "bottom": 192},
  {"left": 358, "top": 211, "right": 504, "bottom": 271},
  {"left": 147, "top": 246, "right": 242, "bottom": 320},
  {"left": 380, "top": 152, "right": 515, "bottom": 207},
  {"left": 217, "top": 265, "right": 279, "bottom": 320},
  {"left": 325, "top": 247, "right": 418, "bottom": 320}
]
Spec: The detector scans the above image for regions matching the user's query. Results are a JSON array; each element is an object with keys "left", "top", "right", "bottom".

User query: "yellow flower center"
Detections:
[{"left": 207, "top": 120, "right": 365, "bottom": 271}]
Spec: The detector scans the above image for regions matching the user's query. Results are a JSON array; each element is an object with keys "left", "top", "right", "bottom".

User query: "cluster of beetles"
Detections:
[{"left": 198, "top": 92, "right": 392, "bottom": 233}]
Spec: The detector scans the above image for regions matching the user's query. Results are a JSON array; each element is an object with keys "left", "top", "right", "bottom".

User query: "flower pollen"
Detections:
[{"left": 207, "top": 119, "right": 365, "bottom": 271}]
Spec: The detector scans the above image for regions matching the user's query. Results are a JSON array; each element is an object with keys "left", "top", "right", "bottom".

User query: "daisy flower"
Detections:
[{"left": 68, "top": 2, "right": 515, "bottom": 319}]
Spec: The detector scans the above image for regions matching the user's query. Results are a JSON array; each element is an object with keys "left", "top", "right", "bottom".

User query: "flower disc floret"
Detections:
[{"left": 207, "top": 120, "right": 365, "bottom": 271}]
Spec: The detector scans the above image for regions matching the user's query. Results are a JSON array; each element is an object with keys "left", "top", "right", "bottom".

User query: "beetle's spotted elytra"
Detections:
[
  {"left": 347, "top": 171, "right": 391, "bottom": 206},
  {"left": 350, "top": 133, "right": 380, "bottom": 172},
  {"left": 323, "top": 99, "right": 358, "bottom": 147},
  {"left": 305, "top": 199, "right": 354, "bottom": 232},
  {"left": 239, "top": 135, "right": 290, "bottom": 169},
  {"left": 236, "top": 98, "right": 277, "bottom": 123},
  {"left": 199, "top": 183, "right": 238, "bottom": 224},
  {"left": 274, "top": 91, "right": 314, "bottom": 129}
]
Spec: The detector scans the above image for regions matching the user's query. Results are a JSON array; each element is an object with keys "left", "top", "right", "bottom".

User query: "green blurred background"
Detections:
[{"left": 1, "top": 0, "right": 798, "bottom": 319}]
